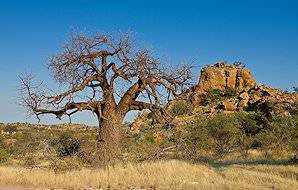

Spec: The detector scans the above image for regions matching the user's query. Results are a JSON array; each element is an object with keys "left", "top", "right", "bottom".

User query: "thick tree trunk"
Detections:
[{"left": 96, "top": 108, "right": 124, "bottom": 164}]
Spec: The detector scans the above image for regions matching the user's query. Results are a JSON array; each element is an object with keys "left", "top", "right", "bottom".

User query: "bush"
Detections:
[
  {"left": 0, "top": 148, "right": 9, "bottom": 163},
  {"left": 250, "top": 115, "right": 297, "bottom": 156},
  {"left": 177, "top": 114, "right": 244, "bottom": 159},
  {"left": 225, "top": 88, "right": 237, "bottom": 98},
  {"left": 200, "top": 89, "right": 224, "bottom": 106},
  {"left": 204, "top": 115, "right": 242, "bottom": 157},
  {"left": 55, "top": 133, "right": 81, "bottom": 157},
  {"left": 145, "top": 135, "right": 155, "bottom": 143},
  {"left": 3, "top": 125, "right": 18, "bottom": 134},
  {"left": 233, "top": 61, "right": 246, "bottom": 68},
  {"left": 271, "top": 116, "right": 297, "bottom": 152},
  {"left": 168, "top": 99, "right": 192, "bottom": 116},
  {"left": 289, "top": 102, "right": 298, "bottom": 116},
  {"left": 177, "top": 113, "right": 277, "bottom": 159},
  {"left": 258, "top": 101, "right": 275, "bottom": 120},
  {"left": 237, "top": 112, "right": 265, "bottom": 135},
  {"left": 0, "top": 137, "right": 9, "bottom": 163}
]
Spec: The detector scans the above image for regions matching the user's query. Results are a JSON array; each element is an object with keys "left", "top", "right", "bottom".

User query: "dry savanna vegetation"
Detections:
[
  {"left": 0, "top": 112, "right": 297, "bottom": 189},
  {"left": 0, "top": 160, "right": 297, "bottom": 190},
  {"left": 0, "top": 31, "right": 297, "bottom": 189}
]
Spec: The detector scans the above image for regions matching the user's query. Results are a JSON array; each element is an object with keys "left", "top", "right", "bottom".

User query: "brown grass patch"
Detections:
[{"left": 0, "top": 160, "right": 297, "bottom": 189}]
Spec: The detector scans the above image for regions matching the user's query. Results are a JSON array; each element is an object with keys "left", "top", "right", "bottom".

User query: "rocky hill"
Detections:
[
  {"left": 130, "top": 62, "right": 297, "bottom": 132},
  {"left": 178, "top": 62, "right": 297, "bottom": 120}
]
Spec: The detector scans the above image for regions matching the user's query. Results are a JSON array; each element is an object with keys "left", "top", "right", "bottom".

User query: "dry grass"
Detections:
[{"left": 0, "top": 160, "right": 297, "bottom": 190}]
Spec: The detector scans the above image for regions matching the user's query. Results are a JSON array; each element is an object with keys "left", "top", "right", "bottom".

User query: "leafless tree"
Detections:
[{"left": 19, "top": 31, "right": 192, "bottom": 161}]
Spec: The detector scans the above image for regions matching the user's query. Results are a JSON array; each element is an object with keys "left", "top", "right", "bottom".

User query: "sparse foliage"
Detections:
[
  {"left": 232, "top": 61, "right": 246, "bottom": 68},
  {"left": 293, "top": 86, "right": 298, "bottom": 93}
]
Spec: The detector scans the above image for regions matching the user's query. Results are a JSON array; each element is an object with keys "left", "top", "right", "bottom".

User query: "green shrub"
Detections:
[
  {"left": 233, "top": 61, "right": 246, "bottom": 68},
  {"left": 209, "top": 88, "right": 223, "bottom": 98},
  {"left": 258, "top": 101, "right": 275, "bottom": 120},
  {"left": 200, "top": 88, "right": 224, "bottom": 106},
  {"left": 205, "top": 115, "right": 242, "bottom": 157},
  {"left": 132, "top": 133, "right": 141, "bottom": 141},
  {"left": 0, "top": 137, "right": 9, "bottom": 163},
  {"left": 177, "top": 114, "right": 244, "bottom": 158},
  {"left": 237, "top": 112, "right": 264, "bottom": 135},
  {"left": 178, "top": 113, "right": 276, "bottom": 159},
  {"left": 252, "top": 115, "right": 297, "bottom": 155},
  {"left": 289, "top": 102, "right": 298, "bottom": 116},
  {"left": 0, "top": 137, "right": 4, "bottom": 147},
  {"left": 145, "top": 135, "right": 155, "bottom": 143},
  {"left": 271, "top": 116, "right": 298, "bottom": 152},
  {"left": 253, "top": 129, "right": 277, "bottom": 152},
  {"left": 225, "top": 88, "right": 237, "bottom": 98},
  {"left": 282, "top": 90, "right": 290, "bottom": 94}
]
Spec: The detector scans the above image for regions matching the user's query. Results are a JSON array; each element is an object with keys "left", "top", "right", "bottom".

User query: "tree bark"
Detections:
[{"left": 96, "top": 107, "right": 124, "bottom": 163}]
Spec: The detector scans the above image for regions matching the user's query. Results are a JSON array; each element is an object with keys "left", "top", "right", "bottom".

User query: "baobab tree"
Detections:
[{"left": 19, "top": 31, "right": 192, "bottom": 161}]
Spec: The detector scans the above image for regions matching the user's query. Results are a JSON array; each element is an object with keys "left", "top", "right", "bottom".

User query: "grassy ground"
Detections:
[
  {"left": 0, "top": 160, "right": 297, "bottom": 190},
  {"left": 0, "top": 120, "right": 297, "bottom": 189}
]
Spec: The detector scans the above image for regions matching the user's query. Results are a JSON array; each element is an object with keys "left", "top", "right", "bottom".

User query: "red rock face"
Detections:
[{"left": 197, "top": 63, "right": 255, "bottom": 93}]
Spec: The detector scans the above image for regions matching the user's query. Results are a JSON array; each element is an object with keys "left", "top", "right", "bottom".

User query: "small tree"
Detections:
[{"left": 19, "top": 31, "right": 192, "bottom": 162}]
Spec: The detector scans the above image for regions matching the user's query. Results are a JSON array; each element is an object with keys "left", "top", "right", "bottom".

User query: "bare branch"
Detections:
[{"left": 19, "top": 31, "right": 193, "bottom": 123}]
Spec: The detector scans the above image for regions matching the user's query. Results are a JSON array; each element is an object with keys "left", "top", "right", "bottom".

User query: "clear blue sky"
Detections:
[{"left": 0, "top": 0, "right": 297, "bottom": 125}]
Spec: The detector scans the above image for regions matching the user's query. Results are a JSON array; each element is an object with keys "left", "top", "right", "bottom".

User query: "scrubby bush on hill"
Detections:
[
  {"left": 200, "top": 88, "right": 223, "bottom": 106},
  {"left": 178, "top": 114, "right": 244, "bottom": 158},
  {"left": 175, "top": 112, "right": 297, "bottom": 160},
  {"left": 204, "top": 114, "right": 242, "bottom": 157},
  {"left": 252, "top": 115, "right": 297, "bottom": 156},
  {"left": 168, "top": 99, "right": 192, "bottom": 116},
  {"left": 0, "top": 108, "right": 296, "bottom": 168},
  {"left": 0, "top": 137, "right": 9, "bottom": 163},
  {"left": 55, "top": 132, "right": 81, "bottom": 157},
  {"left": 199, "top": 88, "right": 238, "bottom": 106},
  {"left": 0, "top": 138, "right": 9, "bottom": 163},
  {"left": 0, "top": 148, "right": 9, "bottom": 163},
  {"left": 225, "top": 88, "right": 238, "bottom": 97}
]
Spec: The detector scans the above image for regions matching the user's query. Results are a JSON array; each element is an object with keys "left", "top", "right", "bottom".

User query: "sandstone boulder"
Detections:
[
  {"left": 197, "top": 62, "right": 255, "bottom": 94},
  {"left": 216, "top": 99, "right": 237, "bottom": 111},
  {"left": 238, "top": 92, "right": 250, "bottom": 109}
]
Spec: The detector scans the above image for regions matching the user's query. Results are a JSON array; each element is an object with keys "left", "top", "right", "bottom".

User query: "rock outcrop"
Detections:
[
  {"left": 180, "top": 62, "right": 298, "bottom": 119},
  {"left": 197, "top": 62, "right": 255, "bottom": 94}
]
